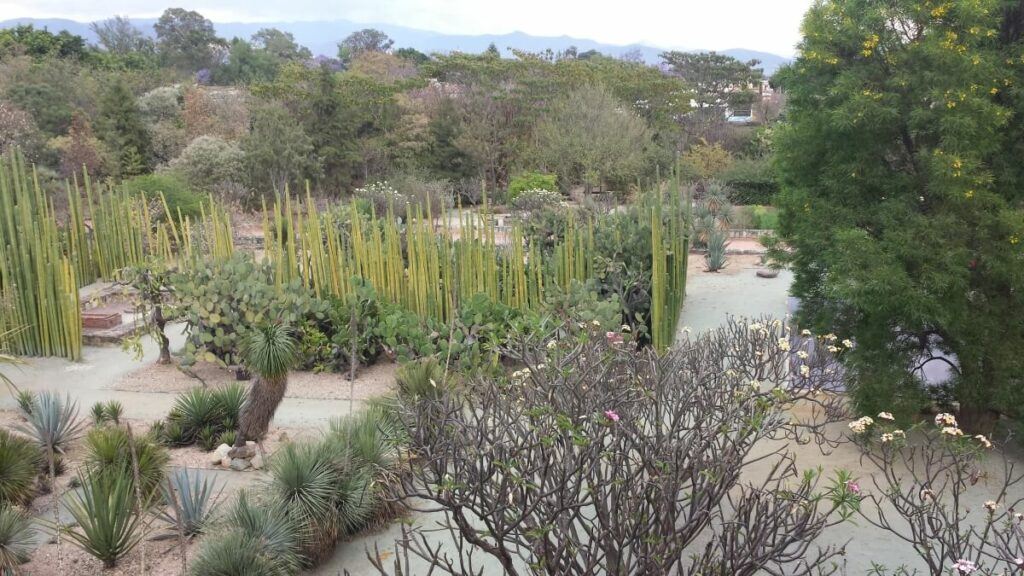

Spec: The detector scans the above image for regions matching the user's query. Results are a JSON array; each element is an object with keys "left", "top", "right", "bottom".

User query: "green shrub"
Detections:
[
  {"left": 395, "top": 358, "right": 446, "bottom": 401},
  {"left": 121, "top": 173, "right": 206, "bottom": 223},
  {"left": 84, "top": 425, "right": 169, "bottom": 498},
  {"left": 105, "top": 401, "right": 124, "bottom": 425},
  {"left": 169, "top": 388, "right": 224, "bottom": 444},
  {"left": 510, "top": 188, "right": 563, "bottom": 212},
  {"left": 197, "top": 426, "right": 219, "bottom": 452},
  {"left": 90, "top": 402, "right": 108, "bottom": 425},
  {"left": 266, "top": 443, "right": 341, "bottom": 565},
  {"left": 158, "top": 468, "right": 221, "bottom": 538},
  {"left": 217, "top": 430, "right": 237, "bottom": 447},
  {"left": 0, "top": 504, "right": 35, "bottom": 572},
  {"left": 0, "top": 429, "right": 42, "bottom": 505},
  {"left": 720, "top": 157, "right": 778, "bottom": 205},
  {"left": 210, "top": 384, "right": 246, "bottom": 427},
  {"left": 191, "top": 492, "right": 300, "bottom": 576},
  {"left": 63, "top": 466, "right": 149, "bottom": 568},
  {"left": 14, "top": 391, "right": 34, "bottom": 416},
  {"left": 508, "top": 171, "right": 557, "bottom": 201}
]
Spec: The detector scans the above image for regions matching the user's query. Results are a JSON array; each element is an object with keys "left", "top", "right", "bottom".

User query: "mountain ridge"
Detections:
[{"left": 0, "top": 17, "right": 791, "bottom": 75}]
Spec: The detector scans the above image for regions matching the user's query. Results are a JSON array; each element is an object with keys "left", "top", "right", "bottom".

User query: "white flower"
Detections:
[
  {"left": 546, "top": 340, "right": 557, "bottom": 350},
  {"left": 935, "top": 413, "right": 958, "bottom": 427},
  {"left": 749, "top": 322, "right": 763, "bottom": 331},
  {"left": 880, "top": 433, "right": 894, "bottom": 443},
  {"left": 848, "top": 416, "right": 874, "bottom": 434},
  {"left": 797, "top": 351, "right": 809, "bottom": 359},
  {"left": 878, "top": 411, "right": 894, "bottom": 421},
  {"left": 801, "top": 329, "right": 812, "bottom": 336},
  {"left": 591, "top": 320, "right": 601, "bottom": 327},
  {"left": 778, "top": 338, "right": 791, "bottom": 351},
  {"left": 750, "top": 380, "right": 760, "bottom": 390},
  {"left": 951, "top": 558, "right": 977, "bottom": 574},
  {"left": 800, "top": 365, "right": 810, "bottom": 377},
  {"left": 941, "top": 426, "right": 964, "bottom": 437},
  {"left": 824, "top": 333, "right": 838, "bottom": 342},
  {"left": 621, "top": 324, "right": 631, "bottom": 332},
  {"left": 537, "top": 363, "right": 545, "bottom": 370},
  {"left": 975, "top": 434, "right": 993, "bottom": 449},
  {"left": 893, "top": 429, "right": 906, "bottom": 438},
  {"left": 842, "top": 339, "right": 855, "bottom": 348},
  {"left": 920, "top": 488, "right": 935, "bottom": 502},
  {"left": 827, "top": 345, "right": 840, "bottom": 353},
  {"left": 984, "top": 500, "right": 999, "bottom": 513}
]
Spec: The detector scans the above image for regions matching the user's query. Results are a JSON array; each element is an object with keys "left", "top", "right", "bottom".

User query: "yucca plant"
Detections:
[
  {"left": 266, "top": 442, "right": 339, "bottom": 564},
  {"left": 210, "top": 384, "right": 246, "bottom": 426},
  {"left": 84, "top": 425, "right": 169, "bottom": 498},
  {"left": 217, "top": 430, "right": 237, "bottom": 448},
  {"left": 190, "top": 491, "right": 300, "bottom": 576},
  {"left": 705, "top": 229, "right": 730, "bottom": 273},
  {"left": 234, "top": 324, "right": 297, "bottom": 448},
  {"left": 0, "top": 504, "right": 35, "bottom": 572},
  {"left": 19, "top": 391, "right": 83, "bottom": 460},
  {"left": 105, "top": 401, "right": 124, "bottom": 424},
  {"left": 62, "top": 466, "right": 150, "bottom": 568},
  {"left": 326, "top": 406, "right": 401, "bottom": 474},
  {"left": 197, "top": 425, "right": 219, "bottom": 452},
  {"left": 157, "top": 468, "right": 222, "bottom": 538},
  {"left": 172, "top": 388, "right": 225, "bottom": 443},
  {"left": 0, "top": 429, "right": 42, "bottom": 505},
  {"left": 90, "top": 402, "right": 108, "bottom": 425},
  {"left": 162, "top": 420, "right": 188, "bottom": 446},
  {"left": 13, "top": 391, "right": 34, "bottom": 417},
  {"left": 395, "top": 357, "right": 447, "bottom": 400}
]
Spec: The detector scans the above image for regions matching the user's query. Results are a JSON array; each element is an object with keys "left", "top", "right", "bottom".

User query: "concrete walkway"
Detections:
[
  {"left": 678, "top": 255, "right": 793, "bottom": 335},
  {"left": 0, "top": 324, "right": 370, "bottom": 428}
]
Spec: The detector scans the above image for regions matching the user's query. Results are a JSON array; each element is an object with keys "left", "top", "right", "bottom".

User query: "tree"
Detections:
[
  {"left": 242, "top": 102, "right": 317, "bottom": 196},
  {"left": 394, "top": 46, "right": 429, "bottom": 66},
  {"left": 232, "top": 323, "right": 297, "bottom": 450},
  {"left": 153, "top": 8, "right": 222, "bottom": 71},
  {"left": 251, "top": 28, "right": 311, "bottom": 62},
  {"left": 90, "top": 16, "right": 153, "bottom": 56},
  {"left": 167, "top": 135, "right": 244, "bottom": 192},
  {"left": 0, "top": 25, "right": 89, "bottom": 60},
  {"left": 421, "top": 97, "right": 475, "bottom": 183},
  {"left": 98, "top": 79, "right": 151, "bottom": 176},
  {"left": 119, "top": 263, "right": 177, "bottom": 365},
  {"left": 774, "top": 0, "right": 1024, "bottom": 432},
  {"left": 338, "top": 28, "right": 393, "bottom": 62},
  {"left": 0, "top": 100, "right": 43, "bottom": 160},
  {"left": 532, "top": 85, "right": 653, "bottom": 192},
  {"left": 660, "top": 51, "right": 763, "bottom": 144},
  {"left": 214, "top": 38, "right": 278, "bottom": 84},
  {"left": 57, "top": 111, "right": 105, "bottom": 179}
]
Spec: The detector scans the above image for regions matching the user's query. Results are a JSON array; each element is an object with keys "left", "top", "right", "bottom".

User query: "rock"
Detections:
[
  {"left": 251, "top": 453, "right": 264, "bottom": 470},
  {"left": 246, "top": 440, "right": 256, "bottom": 448},
  {"left": 210, "top": 444, "right": 231, "bottom": 464},
  {"left": 228, "top": 444, "right": 256, "bottom": 459},
  {"left": 220, "top": 456, "right": 232, "bottom": 468},
  {"left": 229, "top": 458, "right": 251, "bottom": 471},
  {"left": 756, "top": 269, "right": 780, "bottom": 279},
  {"left": 278, "top": 431, "right": 289, "bottom": 442}
]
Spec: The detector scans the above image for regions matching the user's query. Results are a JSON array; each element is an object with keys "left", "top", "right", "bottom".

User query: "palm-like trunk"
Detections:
[{"left": 234, "top": 374, "right": 287, "bottom": 447}]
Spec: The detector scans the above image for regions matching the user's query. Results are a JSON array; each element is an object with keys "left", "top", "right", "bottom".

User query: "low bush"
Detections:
[
  {"left": 0, "top": 429, "right": 42, "bottom": 505},
  {"left": 507, "top": 171, "right": 557, "bottom": 201},
  {"left": 720, "top": 156, "right": 778, "bottom": 205},
  {"left": 121, "top": 172, "right": 206, "bottom": 223},
  {"left": 0, "top": 504, "right": 35, "bottom": 573},
  {"left": 84, "top": 425, "right": 169, "bottom": 498},
  {"left": 162, "top": 384, "right": 245, "bottom": 450},
  {"left": 190, "top": 492, "right": 300, "bottom": 576},
  {"left": 509, "top": 188, "right": 563, "bottom": 212}
]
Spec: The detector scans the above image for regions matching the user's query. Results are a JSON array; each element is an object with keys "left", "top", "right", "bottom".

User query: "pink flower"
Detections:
[
  {"left": 605, "top": 331, "right": 624, "bottom": 345},
  {"left": 604, "top": 410, "right": 620, "bottom": 422},
  {"left": 846, "top": 480, "right": 861, "bottom": 495},
  {"left": 952, "top": 559, "right": 978, "bottom": 574}
]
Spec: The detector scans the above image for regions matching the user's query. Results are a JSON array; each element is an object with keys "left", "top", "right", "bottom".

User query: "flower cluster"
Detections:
[
  {"left": 951, "top": 558, "right": 977, "bottom": 574},
  {"left": 849, "top": 416, "right": 874, "bottom": 434}
]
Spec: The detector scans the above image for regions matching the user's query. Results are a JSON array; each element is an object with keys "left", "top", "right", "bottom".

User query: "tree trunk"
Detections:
[
  {"left": 153, "top": 304, "right": 171, "bottom": 365},
  {"left": 235, "top": 375, "right": 287, "bottom": 447}
]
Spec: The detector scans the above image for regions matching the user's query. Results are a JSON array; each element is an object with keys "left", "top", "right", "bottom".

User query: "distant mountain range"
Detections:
[{"left": 1, "top": 17, "right": 791, "bottom": 75}]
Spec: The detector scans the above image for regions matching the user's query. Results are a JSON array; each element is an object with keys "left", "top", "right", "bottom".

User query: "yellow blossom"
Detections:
[{"left": 965, "top": 190, "right": 975, "bottom": 199}]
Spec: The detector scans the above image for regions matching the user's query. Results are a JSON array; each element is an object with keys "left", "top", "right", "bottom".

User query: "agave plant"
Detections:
[
  {"left": 705, "top": 228, "right": 730, "bottom": 272},
  {"left": 157, "top": 468, "right": 222, "bottom": 538},
  {"left": 266, "top": 443, "right": 339, "bottom": 563},
  {"left": 234, "top": 324, "right": 297, "bottom": 447},
  {"left": 63, "top": 466, "right": 150, "bottom": 568},
  {"left": 171, "top": 388, "right": 225, "bottom": 443},
  {"left": 19, "top": 391, "right": 83, "bottom": 460},
  {"left": 190, "top": 491, "right": 300, "bottom": 576},
  {"left": 0, "top": 504, "right": 35, "bottom": 572},
  {"left": 104, "top": 401, "right": 124, "bottom": 424},
  {"left": 0, "top": 429, "right": 42, "bottom": 505},
  {"left": 14, "top": 391, "right": 34, "bottom": 417},
  {"left": 90, "top": 402, "right": 108, "bottom": 425},
  {"left": 210, "top": 384, "right": 246, "bottom": 426}
]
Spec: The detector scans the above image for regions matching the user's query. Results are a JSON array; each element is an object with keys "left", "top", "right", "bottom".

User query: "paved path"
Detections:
[
  {"left": 678, "top": 255, "right": 793, "bottom": 335},
  {"left": 0, "top": 324, "right": 370, "bottom": 428}
]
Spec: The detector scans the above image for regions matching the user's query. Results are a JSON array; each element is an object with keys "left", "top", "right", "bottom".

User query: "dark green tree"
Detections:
[
  {"left": 660, "top": 51, "right": 762, "bottom": 143},
  {"left": 775, "top": 0, "right": 1024, "bottom": 431},
  {"left": 214, "top": 38, "right": 279, "bottom": 84},
  {"left": 153, "top": 8, "right": 222, "bottom": 71},
  {"left": 421, "top": 97, "right": 475, "bottom": 182},
  {"left": 302, "top": 66, "right": 362, "bottom": 190},
  {"left": 98, "top": 79, "right": 151, "bottom": 176},
  {"left": 242, "top": 102, "right": 317, "bottom": 197},
  {"left": 251, "top": 28, "right": 311, "bottom": 62},
  {"left": 0, "top": 25, "right": 89, "bottom": 60},
  {"left": 337, "top": 28, "right": 393, "bottom": 62},
  {"left": 394, "top": 47, "right": 429, "bottom": 66}
]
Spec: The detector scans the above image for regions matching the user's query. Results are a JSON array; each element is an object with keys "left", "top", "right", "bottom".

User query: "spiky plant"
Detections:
[
  {"left": 266, "top": 443, "right": 338, "bottom": 564},
  {"left": 190, "top": 491, "right": 300, "bottom": 576},
  {"left": 84, "top": 425, "right": 169, "bottom": 498},
  {"left": 326, "top": 406, "right": 401, "bottom": 474},
  {"left": 0, "top": 429, "right": 42, "bottom": 505},
  {"left": 196, "top": 426, "right": 218, "bottom": 452},
  {"left": 705, "top": 229, "right": 730, "bottom": 273},
  {"left": 234, "top": 324, "right": 297, "bottom": 447},
  {"left": 217, "top": 430, "right": 237, "bottom": 448},
  {"left": 14, "top": 391, "right": 34, "bottom": 417},
  {"left": 163, "top": 420, "right": 188, "bottom": 446},
  {"left": 90, "top": 402, "right": 108, "bottom": 425},
  {"left": 19, "top": 391, "right": 83, "bottom": 459},
  {"left": 105, "top": 401, "right": 124, "bottom": 424},
  {"left": 172, "top": 388, "right": 225, "bottom": 443},
  {"left": 210, "top": 384, "right": 246, "bottom": 427},
  {"left": 63, "top": 466, "right": 150, "bottom": 568},
  {"left": 158, "top": 468, "right": 222, "bottom": 538},
  {"left": 395, "top": 358, "right": 447, "bottom": 400},
  {"left": 0, "top": 504, "right": 35, "bottom": 572}
]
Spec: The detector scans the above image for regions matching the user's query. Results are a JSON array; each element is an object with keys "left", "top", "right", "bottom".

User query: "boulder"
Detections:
[
  {"left": 229, "top": 458, "right": 251, "bottom": 471},
  {"left": 251, "top": 453, "right": 264, "bottom": 470},
  {"left": 220, "top": 456, "right": 232, "bottom": 468},
  {"left": 210, "top": 444, "right": 231, "bottom": 464},
  {"left": 756, "top": 269, "right": 780, "bottom": 279},
  {"left": 228, "top": 444, "right": 256, "bottom": 459}
]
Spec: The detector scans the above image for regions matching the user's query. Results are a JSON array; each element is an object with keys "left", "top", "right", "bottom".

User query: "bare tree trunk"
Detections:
[
  {"left": 234, "top": 376, "right": 286, "bottom": 447},
  {"left": 153, "top": 304, "right": 171, "bottom": 365}
]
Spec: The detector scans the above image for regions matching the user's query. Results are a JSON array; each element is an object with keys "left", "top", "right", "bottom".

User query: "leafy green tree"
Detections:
[
  {"left": 532, "top": 85, "right": 653, "bottom": 191},
  {"left": 337, "top": 28, "right": 393, "bottom": 62},
  {"left": 5, "top": 82, "right": 72, "bottom": 136},
  {"left": 251, "top": 28, "right": 311, "bottom": 62},
  {"left": 0, "top": 25, "right": 89, "bottom": 60},
  {"left": 394, "top": 47, "right": 429, "bottom": 66},
  {"left": 97, "top": 79, "right": 151, "bottom": 176},
  {"left": 214, "top": 38, "right": 279, "bottom": 84},
  {"left": 421, "top": 97, "right": 475, "bottom": 182},
  {"left": 153, "top": 8, "right": 222, "bottom": 71},
  {"left": 167, "top": 135, "right": 244, "bottom": 192},
  {"left": 660, "top": 51, "right": 763, "bottom": 143},
  {"left": 775, "top": 0, "right": 1024, "bottom": 431},
  {"left": 242, "top": 102, "right": 317, "bottom": 197},
  {"left": 233, "top": 323, "right": 298, "bottom": 447}
]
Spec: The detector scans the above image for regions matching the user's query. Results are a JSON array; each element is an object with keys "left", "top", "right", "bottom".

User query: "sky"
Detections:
[{"left": 0, "top": 0, "right": 814, "bottom": 56}]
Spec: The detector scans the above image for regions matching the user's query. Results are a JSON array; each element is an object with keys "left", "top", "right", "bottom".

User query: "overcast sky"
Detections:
[{"left": 0, "top": 0, "right": 814, "bottom": 56}]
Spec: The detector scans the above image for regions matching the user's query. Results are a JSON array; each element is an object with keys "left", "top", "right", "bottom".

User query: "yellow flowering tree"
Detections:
[{"left": 775, "top": 0, "right": 1024, "bottom": 431}]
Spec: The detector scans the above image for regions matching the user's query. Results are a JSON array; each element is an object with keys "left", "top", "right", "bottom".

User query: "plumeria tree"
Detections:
[
  {"left": 848, "top": 411, "right": 1024, "bottom": 575},
  {"left": 367, "top": 317, "right": 857, "bottom": 575}
]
